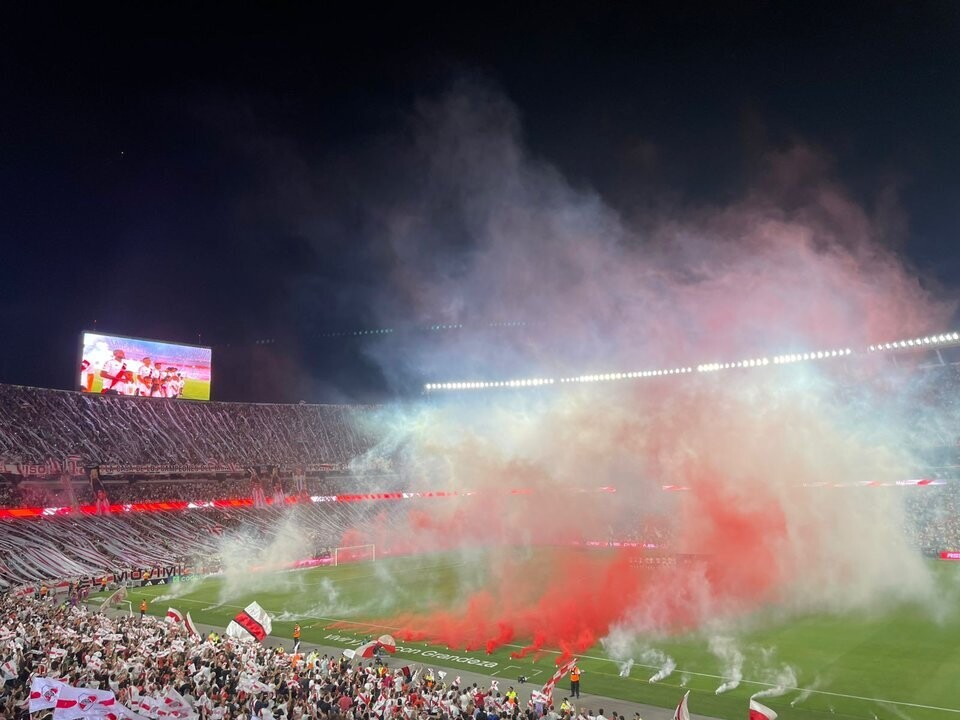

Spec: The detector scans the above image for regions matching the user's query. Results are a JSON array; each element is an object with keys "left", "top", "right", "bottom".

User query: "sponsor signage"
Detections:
[{"left": 324, "top": 633, "right": 498, "bottom": 669}]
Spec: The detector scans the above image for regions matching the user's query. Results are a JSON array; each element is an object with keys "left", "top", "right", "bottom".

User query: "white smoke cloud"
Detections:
[
  {"left": 642, "top": 649, "right": 676, "bottom": 684},
  {"left": 750, "top": 662, "right": 798, "bottom": 700},
  {"left": 789, "top": 675, "right": 822, "bottom": 707},
  {"left": 214, "top": 509, "right": 312, "bottom": 604},
  {"left": 709, "top": 635, "right": 743, "bottom": 694}
]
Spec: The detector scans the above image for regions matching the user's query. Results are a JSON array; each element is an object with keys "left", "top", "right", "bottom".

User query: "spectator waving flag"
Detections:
[
  {"left": 157, "top": 688, "right": 197, "bottom": 720},
  {"left": 673, "top": 690, "right": 690, "bottom": 720},
  {"left": 54, "top": 685, "right": 117, "bottom": 720},
  {"left": 29, "top": 677, "right": 69, "bottom": 712},
  {"left": 85, "top": 702, "right": 152, "bottom": 720},
  {"left": 540, "top": 657, "right": 578, "bottom": 700},
  {"left": 225, "top": 601, "right": 272, "bottom": 643},
  {"left": 184, "top": 612, "right": 200, "bottom": 639},
  {"left": 749, "top": 699, "right": 778, "bottom": 720},
  {"left": 131, "top": 691, "right": 158, "bottom": 717},
  {"left": 166, "top": 608, "right": 184, "bottom": 624}
]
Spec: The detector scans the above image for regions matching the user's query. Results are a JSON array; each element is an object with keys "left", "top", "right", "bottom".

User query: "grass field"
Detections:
[{"left": 122, "top": 551, "right": 960, "bottom": 720}]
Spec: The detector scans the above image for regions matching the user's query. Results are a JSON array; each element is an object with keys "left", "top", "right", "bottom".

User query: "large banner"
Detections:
[{"left": 79, "top": 331, "right": 212, "bottom": 400}]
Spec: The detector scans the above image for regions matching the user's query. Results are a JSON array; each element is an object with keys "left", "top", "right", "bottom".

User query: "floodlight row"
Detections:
[
  {"left": 560, "top": 367, "right": 694, "bottom": 383},
  {"left": 424, "top": 378, "right": 555, "bottom": 391},
  {"left": 423, "top": 330, "right": 960, "bottom": 392},
  {"left": 868, "top": 333, "right": 959, "bottom": 352}
]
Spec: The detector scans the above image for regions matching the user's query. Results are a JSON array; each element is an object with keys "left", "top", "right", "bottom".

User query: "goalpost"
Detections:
[
  {"left": 99, "top": 587, "right": 133, "bottom": 617},
  {"left": 334, "top": 544, "right": 376, "bottom": 566}
]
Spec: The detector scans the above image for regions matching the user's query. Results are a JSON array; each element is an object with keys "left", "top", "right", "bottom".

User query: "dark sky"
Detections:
[{"left": 1, "top": 3, "right": 958, "bottom": 403}]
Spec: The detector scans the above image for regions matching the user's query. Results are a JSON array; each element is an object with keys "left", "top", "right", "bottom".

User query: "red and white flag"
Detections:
[
  {"left": 166, "top": 608, "right": 184, "bottom": 624},
  {"left": 87, "top": 702, "right": 152, "bottom": 720},
  {"left": 673, "top": 690, "right": 690, "bottom": 720},
  {"left": 0, "top": 658, "right": 16, "bottom": 680},
  {"left": 157, "top": 688, "right": 194, "bottom": 719},
  {"left": 53, "top": 685, "right": 116, "bottom": 720},
  {"left": 29, "top": 677, "right": 69, "bottom": 712},
  {"left": 225, "top": 602, "right": 272, "bottom": 643},
  {"left": 184, "top": 612, "right": 200, "bottom": 639},
  {"left": 530, "top": 691, "right": 550, "bottom": 705},
  {"left": 134, "top": 694, "right": 159, "bottom": 717},
  {"left": 749, "top": 699, "right": 778, "bottom": 720},
  {"left": 539, "top": 657, "right": 577, "bottom": 700}
]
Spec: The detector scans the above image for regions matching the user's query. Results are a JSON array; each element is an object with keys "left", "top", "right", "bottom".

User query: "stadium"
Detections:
[
  {"left": 4, "top": 7, "right": 960, "bottom": 720},
  {"left": 3, "top": 328, "right": 960, "bottom": 720}
]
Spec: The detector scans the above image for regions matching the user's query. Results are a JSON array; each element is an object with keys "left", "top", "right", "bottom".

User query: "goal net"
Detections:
[
  {"left": 334, "top": 544, "right": 376, "bottom": 566},
  {"left": 99, "top": 587, "right": 133, "bottom": 616}
]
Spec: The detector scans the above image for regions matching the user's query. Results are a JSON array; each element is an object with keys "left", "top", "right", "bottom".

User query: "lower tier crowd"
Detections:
[{"left": 0, "top": 596, "right": 629, "bottom": 720}]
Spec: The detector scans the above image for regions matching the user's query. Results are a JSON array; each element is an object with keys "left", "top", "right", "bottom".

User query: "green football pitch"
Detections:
[{"left": 122, "top": 551, "right": 960, "bottom": 720}]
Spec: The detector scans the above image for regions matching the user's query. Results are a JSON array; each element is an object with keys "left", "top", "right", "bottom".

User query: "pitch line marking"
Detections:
[
  {"left": 133, "top": 594, "right": 960, "bottom": 714},
  {"left": 490, "top": 665, "right": 522, "bottom": 677}
]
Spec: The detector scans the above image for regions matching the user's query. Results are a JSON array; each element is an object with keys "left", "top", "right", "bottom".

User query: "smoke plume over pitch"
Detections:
[{"left": 327, "top": 81, "right": 954, "bottom": 657}]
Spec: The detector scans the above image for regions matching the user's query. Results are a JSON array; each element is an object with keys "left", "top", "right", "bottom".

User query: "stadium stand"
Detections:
[
  {"left": 1, "top": 376, "right": 959, "bottom": 581},
  {"left": 1, "top": 593, "right": 551, "bottom": 720},
  {"left": 0, "top": 383, "right": 377, "bottom": 468},
  {"left": 0, "top": 501, "right": 418, "bottom": 589}
]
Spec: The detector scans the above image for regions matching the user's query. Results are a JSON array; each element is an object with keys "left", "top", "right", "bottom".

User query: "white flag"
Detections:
[
  {"left": 749, "top": 699, "right": 778, "bottom": 720},
  {"left": 157, "top": 688, "right": 196, "bottom": 720},
  {"left": 225, "top": 602, "right": 272, "bottom": 643},
  {"left": 53, "top": 685, "right": 117, "bottom": 720},
  {"left": 673, "top": 690, "right": 690, "bottom": 720},
  {"left": 88, "top": 702, "right": 153, "bottom": 720},
  {"left": 30, "top": 677, "right": 69, "bottom": 712},
  {"left": 135, "top": 694, "right": 159, "bottom": 718},
  {"left": 184, "top": 613, "right": 200, "bottom": 639}
]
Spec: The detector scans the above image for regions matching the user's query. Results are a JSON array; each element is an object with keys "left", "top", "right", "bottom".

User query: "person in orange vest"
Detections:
[
  {"left": 292, "top": 623, "right": 302, "bottom": 653},
  {"left": 140, "top": 599, "right": 147, "bottom": 621},
  {"left": 570, "top": 664, "right": 581, "bottom": 699}
]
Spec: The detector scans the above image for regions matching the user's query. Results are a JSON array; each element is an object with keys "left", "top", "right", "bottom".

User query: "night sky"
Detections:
[{"left": 2, "top": 3, "right": 958, "bottom": 403}]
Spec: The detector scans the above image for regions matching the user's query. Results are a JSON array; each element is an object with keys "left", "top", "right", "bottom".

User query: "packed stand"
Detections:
[
  {"left": 904, "top": 483, "right": 960, "bottom": 554},
  {"left": 0, "top": 383, "right": 379, "bottom": 468},
  {"left": 0, "top": 500, "right": 419, "bottom": 589},
  {"left": 0, "top": 471, "right": 374, "bottom": 510},
  {"left": 1, "top": 592, "right": 623, "bottom": 720}
]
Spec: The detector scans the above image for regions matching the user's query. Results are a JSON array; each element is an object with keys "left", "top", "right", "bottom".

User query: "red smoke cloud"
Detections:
[{"left": 337, "top": 479, "right": 790, "bottom": 659}]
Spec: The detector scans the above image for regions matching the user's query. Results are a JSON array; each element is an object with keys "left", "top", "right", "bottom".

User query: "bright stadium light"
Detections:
[{"left": 423, "top": 330, "right": 960, "bottom": 391}]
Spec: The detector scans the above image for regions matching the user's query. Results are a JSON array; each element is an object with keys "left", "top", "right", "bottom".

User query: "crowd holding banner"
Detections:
[{"left": 0, "top": 590, "right": 793, "bottom": 720}]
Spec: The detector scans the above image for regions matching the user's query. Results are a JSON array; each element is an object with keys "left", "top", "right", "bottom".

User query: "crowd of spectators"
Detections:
[
  {"left": 2, "top": 594, "right": 611, "bottom": 720},
  {"left": 904, "top": 483, "right": 960, "bottom": 553},
  {"left": 0, "top": 500, "right": 415, "bottom": 589},
  {"left": 0, "top": 472, "right": 368, "bottom": 510},
  {"left": 0, "top": 383, "right": 380, "bottom": 469}
]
